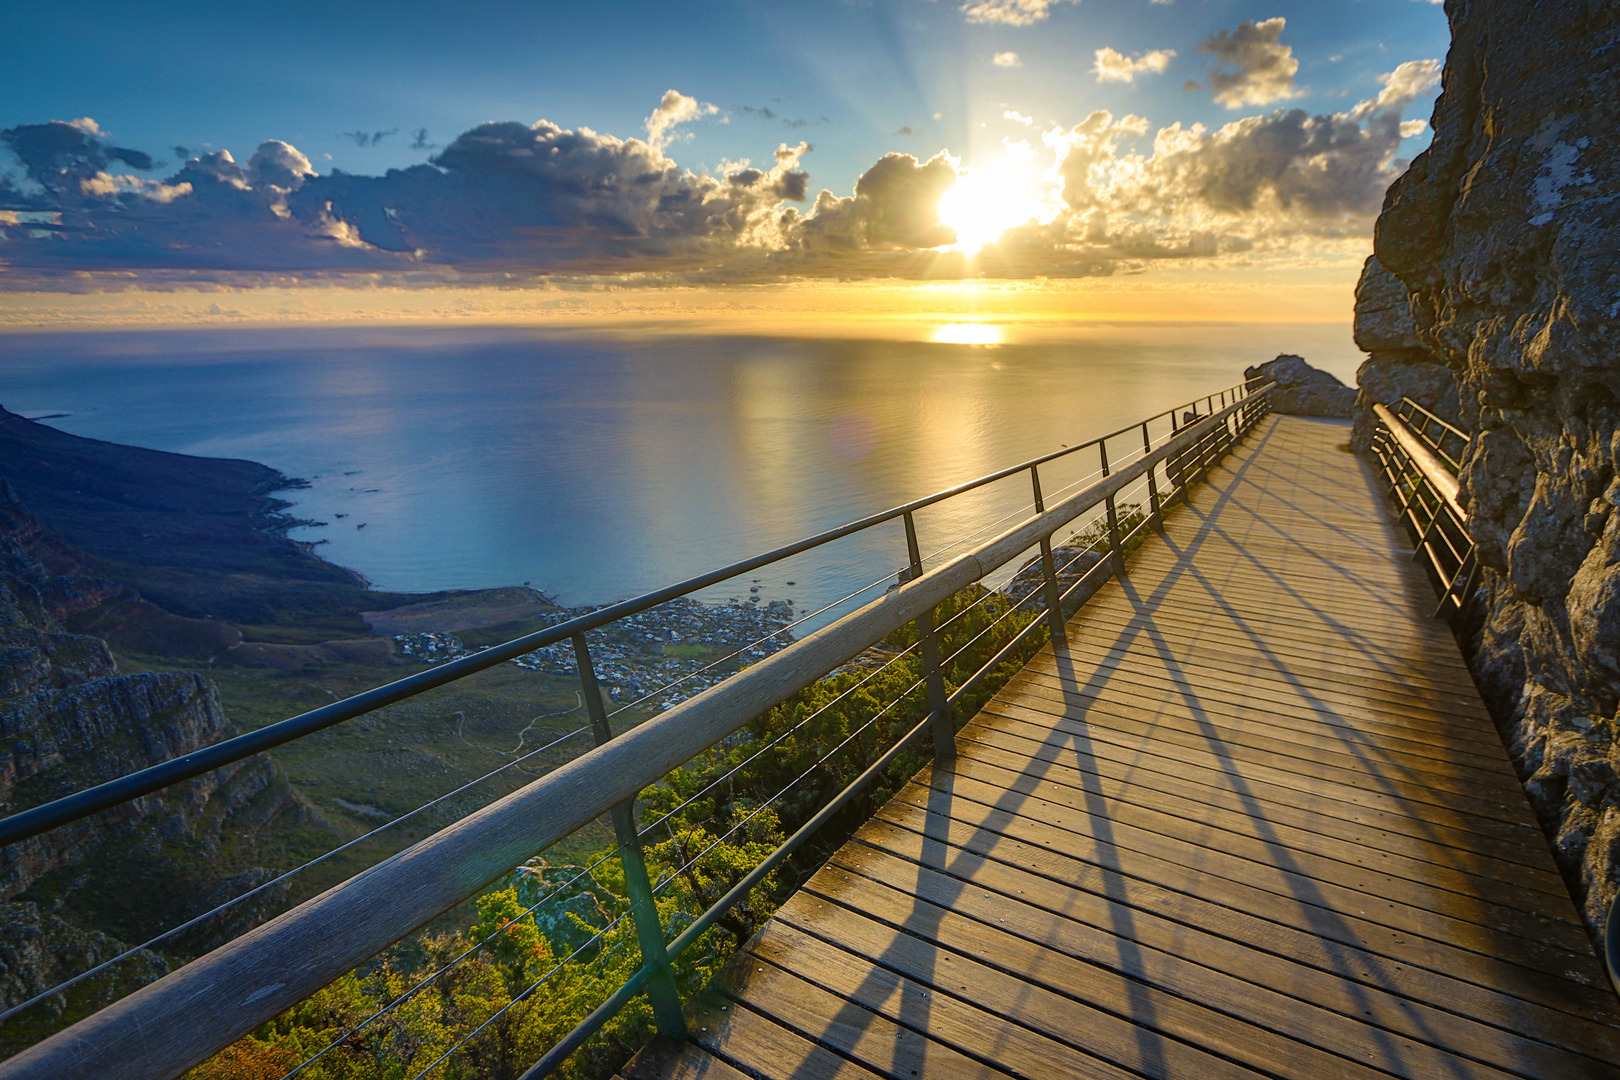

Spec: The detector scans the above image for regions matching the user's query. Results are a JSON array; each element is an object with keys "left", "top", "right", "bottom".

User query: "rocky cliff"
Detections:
[
  {"left": 1358, "top": 0, "right": 1620, "bottom": 940},
  {"left": 0, "top": 478, "right": 302, "bottom": 1024},
  {"left": 1349, "top": 255, "right": 1461, "bottom": 452}
]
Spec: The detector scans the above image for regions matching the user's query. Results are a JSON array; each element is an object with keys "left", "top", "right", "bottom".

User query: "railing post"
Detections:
[
  {"left": 571, "top": 634, "right": 686, "bottom": 1037},
  {"left": 1166, "top": 409, "right": 1185, "bottom": 504},
  {"left": 903, "top": 512, "right": 954, "bottom": 762},
  {"left": 1099, "top": 441, "right": 1126, "bottom": 577},
  {"left": 1142, "top": 421, "right": 1161, "bottom": 523},
  {"left": 1193, "top": 414, "right": 1213, "bottom": 487},
  {"left": 1029, "top": 465, "right": 1068, "bottom": 644}
]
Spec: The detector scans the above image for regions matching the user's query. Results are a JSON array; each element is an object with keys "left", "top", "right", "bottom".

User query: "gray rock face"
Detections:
[
  {"left": 0, "top": 902, "right": 167, "bottom": 1021},
  {"left": 1365, "top": 0, "right": 1620, "bottom": 942},
  {"left": 0, "top": 476, "right": 302, "bottom": 1027},
  {"left": 1352, "top": 254, "right": 1423, "bottom": 354},
  {"left": 1349, "top": 255, "right": 1461, "bottom": 451},
  {"left": 1242, "top": 355, "right": 1355, "bottom": 418}
]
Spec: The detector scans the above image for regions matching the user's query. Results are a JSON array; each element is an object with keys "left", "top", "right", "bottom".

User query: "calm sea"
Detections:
[{"left": 0, "top": 323, "right": 1360, "bottom": 612}]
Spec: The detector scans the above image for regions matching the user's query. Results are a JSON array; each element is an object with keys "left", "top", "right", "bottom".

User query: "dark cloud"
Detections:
[
  {"left": 0, "top": 112, "right": 813, "bottom": 275},
  {"left": 107, "top": 147, "right": 154, "bottom": 171},
  {"left": 409, "top": 128, "right": 435, "bottom": 151},
  {"left": 895, "top": 126, "right": 922, "bottom": 136},
  {"left": 1197, "top": 18, "right": 1300, "bottom": 108},
  {"left": 172, "top": 145, "right": 190, "bottom": 161},
  {"left": 791, "top": 151, "right": 957, "bottom": 252},
  {"left": 738, "top": 105, "right": 778, "bottom": 121},
  {"left": 1, "top": 121, "right": 150, "bottom": 204},
  {"left": 339, "top": 128, "right": 398, "bottom": 148}
]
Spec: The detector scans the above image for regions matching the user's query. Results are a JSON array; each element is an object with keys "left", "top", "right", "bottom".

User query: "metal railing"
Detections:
[
  {"left": 1370, "top": 398, "right": 1478, "bottom": 621},
  {"left": 0, "top": 380, "right": 1274, "bottom": 1080}
]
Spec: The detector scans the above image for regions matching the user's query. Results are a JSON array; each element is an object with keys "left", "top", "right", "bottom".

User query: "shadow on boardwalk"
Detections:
[{"left": 628, "top": 415, "right": 1620, "bottom": 1080}]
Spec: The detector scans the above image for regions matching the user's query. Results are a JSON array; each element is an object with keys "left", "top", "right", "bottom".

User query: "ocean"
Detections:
[{"left": 0, "top": 322, "right": 1360, "bottom": 611}]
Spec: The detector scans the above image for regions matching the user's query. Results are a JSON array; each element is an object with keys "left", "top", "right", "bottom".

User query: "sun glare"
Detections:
[
  {"left": 937, "top": 169, "right": 1043, "bottom": 254},
  {"left": 931, "top": 322, "right": 1004, "bottom": 345}
]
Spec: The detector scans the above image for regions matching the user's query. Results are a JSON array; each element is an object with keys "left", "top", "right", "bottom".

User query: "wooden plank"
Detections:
[
  {"left": 879, "top": 772, "right": 1590, "bottom": 949},
  {"left": 1024, "top": 644, "right": 1497, "bottom": 732},
  {"left": 967, "top": 701, "right": 1544, "bottom": 851},
  {"left": 959, "top": 709, "right": 1542, "bottom": 861},
  {"left": 717, "top": 945, "right": 1020, "bottom": 1079},
  {"left": 939, "top": 734, "right": 1571, "bottom": 900},
  {"left": 840, "top": 815, "right": 1620, "bottom": 1042},
  {"left": 1016, "top": 654, "right": 1495, "bottom": 734},
  {"left": 1050, "top": 615, "right": 1485, "bottom": 694},
  {"left": 620, "top": 1035, "right": 757, "bottom": 1080},
  {"left": 983, "top": 696, "right": 1538, "bottom": 828},
  {"left": 803, "top": 850, "right": 1619, "bottom": 1080},
  {"left": 994, "top": 665, "right": 1523, "bottom": 786},
  {"left": 764, "top": 901, "right": 1281, "bottom": 1080},
  {"left": 876, "top": 776, "right": 1596, "bottom": 963},
  {"left": 866, "top": 789, "right": 1607, "bottom": 990},
  {"left": 685, "top": 990, "right": 888, "bottom": 1080},
  {"left": 956, "top": 717, "right": 1560, "bottom": 876}
]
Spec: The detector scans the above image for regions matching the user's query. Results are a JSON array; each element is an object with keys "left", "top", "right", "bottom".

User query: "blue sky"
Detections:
[{"left": 0, "top": 0, "right": 1451, "bottom": 299}]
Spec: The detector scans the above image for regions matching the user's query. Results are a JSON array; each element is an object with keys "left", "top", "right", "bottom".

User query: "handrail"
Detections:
[
  {"left": 1397, "top": 397, "right": 1469, "bottom": 445},
  {"left": 1369, "top": 399, "right": 1477, "bottom": 622},
  {"left": 0, "top": 383, "right": 1255, "bottom": 850},
  {"left": 0, "top": 388, "right": 1273, "bottom": 1080},
  {"left": 1372, "top": 402, "right": 1464, "bottom": 521}
]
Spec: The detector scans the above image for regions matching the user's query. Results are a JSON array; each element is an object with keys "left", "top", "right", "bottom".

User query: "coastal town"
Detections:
[{"left": 393, "top": 594, "right": 802, "bottom": 710}]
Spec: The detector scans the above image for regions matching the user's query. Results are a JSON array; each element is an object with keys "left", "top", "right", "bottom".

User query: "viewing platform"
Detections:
[
  {"left": 626, "top": 415, "right": 1620, "bottom": 1080},
  {"left": 6, "top": 390, "right": 1618, "bottom": 1080}
]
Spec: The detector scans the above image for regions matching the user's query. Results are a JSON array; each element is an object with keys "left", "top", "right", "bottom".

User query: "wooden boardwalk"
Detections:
[{"left": 626, "top": 415, "right": 1620, "bottom": 1080}]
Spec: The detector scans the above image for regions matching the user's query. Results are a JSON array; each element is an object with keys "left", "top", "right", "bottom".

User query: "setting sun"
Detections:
[{"left": 937, "top": 169, "right": 1044, "bottom": 253}]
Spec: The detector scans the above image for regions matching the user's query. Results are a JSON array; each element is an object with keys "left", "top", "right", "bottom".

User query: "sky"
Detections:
[{"left": 0, "top": 0, "right": 1452, "bottom": 328}]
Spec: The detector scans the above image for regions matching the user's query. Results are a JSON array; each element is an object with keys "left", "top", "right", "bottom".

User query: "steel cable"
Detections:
[{"left": 0, "top": 722, "right": 594, "bottom": 1027}]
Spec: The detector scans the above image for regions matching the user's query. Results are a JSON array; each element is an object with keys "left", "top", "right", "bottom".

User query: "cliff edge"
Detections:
[
  {"left": 1358, "top": 0, "right": 1620, "bottom": 940},
  {"left": 0, "top": 479, "right": 303, "bottom": 1031}
]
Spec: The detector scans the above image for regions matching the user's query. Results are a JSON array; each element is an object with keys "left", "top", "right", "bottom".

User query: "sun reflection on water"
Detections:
[{"left": 931, "top": 323, "right": 1005, "bottom": 346}]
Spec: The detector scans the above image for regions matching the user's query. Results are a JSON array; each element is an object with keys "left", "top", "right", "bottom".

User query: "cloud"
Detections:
[
  {"left": 410, "top": 128, "right": 435, "bottom": 151},
  {"left": 1092, "top": 47, "right": 1176, "bottom": 83},
  {"left": 78, "top": 173, "right": 192, "bottom": 203},
  {"left": 1349, "top": 58, "right": 1441, "bottom": 120},
  {"left": 0, "top": 120, "right": 158, "bottom": 206},
  {"left": 0, "top": 70, "right": 1439, "bottom": 286},
  {"left": 645, "top": 89, "right": 718, "bottom": 150},
  {"left": 1044, "top": 73, "right": 1429, "bottom": 258},
  {"left": 795, "top": 151, "right": 959, "bottom": 251},
  {"left": 1197, "top": 18, "right": 1300, "bottom": 108},
  {"left": 339, "top": 128, "right": 398, "bottom": 148},
  {"left": 247, "top": 141, "right": 315, "bottom": 189},
  {"left": 960, "top": 0, "right": 1074, "bottom": 26},
  {"left": 993, "top": 51, "right": 1021, "bottom": 67},
  {"left": 739, "top": 105, "right": 778, "bottom": 121}
]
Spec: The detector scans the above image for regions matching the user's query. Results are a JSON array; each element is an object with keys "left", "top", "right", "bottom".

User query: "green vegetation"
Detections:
[{"left": 185, "top": 578, "right": 1061, "bottom": 1080}]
